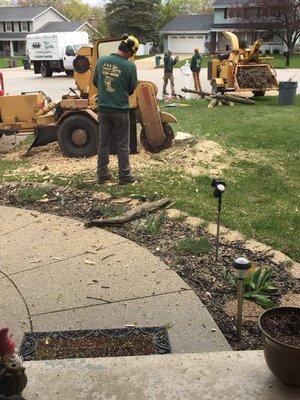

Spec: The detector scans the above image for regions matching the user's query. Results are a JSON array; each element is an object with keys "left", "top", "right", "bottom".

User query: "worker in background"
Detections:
[
  {"left": 93, "top": 34, "right": 139, "bottom": 185},
  {"left": 190, "top": 48, "right": 202, "bottom": 92},
  {"left": 163, "top": 50, "right": 179, "bottom": 97}
]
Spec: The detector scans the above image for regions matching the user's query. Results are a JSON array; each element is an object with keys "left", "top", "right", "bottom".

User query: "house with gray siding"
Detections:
[
  {"left": 161, "top": 0, "right": 286, "bottom": 54},
  {"left": 0, "top": 6, "right": 94, "bottom": 58}
]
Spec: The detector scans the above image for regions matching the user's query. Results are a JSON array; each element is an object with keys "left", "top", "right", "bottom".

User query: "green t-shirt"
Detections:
[
  {"left": 93, "top": 53, "right": 138, "bottom": 112},
  {"left": 190, "top": 53, "right": 202, "bottom": 72}
]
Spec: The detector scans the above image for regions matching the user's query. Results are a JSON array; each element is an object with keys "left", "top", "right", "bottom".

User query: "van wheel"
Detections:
[
  {"left": 65, "top": 70, "right": 74, "bottom": 76},
  {"left": 40, "top": 63, "right": 53, "bottom": 77},
  {"left": 57, "top": 114, "right": 99, "bottom": 158}
]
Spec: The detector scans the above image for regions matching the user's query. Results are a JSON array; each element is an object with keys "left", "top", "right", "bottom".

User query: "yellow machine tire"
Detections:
[
  {"left": 140, "top": 123, "right": 174, "bottom": 153},
  {"left": 57, "top": 114, "right": 99, "bottom": 158}
]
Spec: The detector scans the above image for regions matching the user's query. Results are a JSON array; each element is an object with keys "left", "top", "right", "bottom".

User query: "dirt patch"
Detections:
[
  {"left": 1, "top": 182, "right": 299, "bottom": 351},
  {"left": 5, "top": 137, "right": 231, "bottom": 177}
]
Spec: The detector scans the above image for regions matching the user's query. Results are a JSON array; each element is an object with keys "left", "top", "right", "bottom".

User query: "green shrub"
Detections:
[
  {"left": 272, "top": 48, "right": 280, "bottom": 55},
  {"left": 265, "top": 49, "right": 271, "bottom": 55}
]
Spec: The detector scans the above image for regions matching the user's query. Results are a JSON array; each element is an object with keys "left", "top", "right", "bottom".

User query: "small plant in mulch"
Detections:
[
  {"left": 244, "top": 267, "right": 277, "bottom": 309},
  {"left": 140, "top": 213, "right": 166, "bottom": 236},
  {"left": 173, "top": 237, "right": 212, "bottom": 255},
  {"left": 223, "top": 266, "right": 277, "bottom": 309}
]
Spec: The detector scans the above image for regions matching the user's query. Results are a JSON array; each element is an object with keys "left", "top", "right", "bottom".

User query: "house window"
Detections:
[
  {"left": 171, "top": 36, "right": 178, "bottom": 39},
  {"left": 21, "top": 22, "right": 28, "bottom": 32},
  {"left": 5, "top": 22, "right": 12, "bottom": 32},
  {"left": 260, "top": 32, "right": 274, "bottom": 42},
  {"left": 224, "top": 8, "right": 228, "bottom": 19},
  {"left": 13, "top": 42, "right": 19, "bottom": 53},
  {"left": 188, "top": 36, "right": 195, "bottom": 39},
  {"left": 0, "top": 42, "right": 3, "bottom": 52},
  {"left": 179, "top": 36, "right": 186, "bottom": 39}
]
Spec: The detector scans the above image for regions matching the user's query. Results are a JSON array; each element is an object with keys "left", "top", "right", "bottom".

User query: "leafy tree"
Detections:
[
  {"left": 0, "top": 0, "right": 12, "bottom": 5},
  {"left": 105, "top": 0, "right": 161, "bottom": 43},
  {"left": 229, "top": 0, "right": 300, "bottom": 65}
]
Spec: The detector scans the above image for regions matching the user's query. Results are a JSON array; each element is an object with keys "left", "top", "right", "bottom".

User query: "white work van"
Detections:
[{"left": 26, "top": 31, "right": 89, "bottom": 77}]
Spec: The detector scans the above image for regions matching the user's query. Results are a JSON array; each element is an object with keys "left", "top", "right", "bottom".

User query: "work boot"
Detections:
[
  {"left": 97, "top": 173, "right": 113, "bottom": 184},
  {"left": 119, "top": 175, "right": 139, "bottom": 185}
]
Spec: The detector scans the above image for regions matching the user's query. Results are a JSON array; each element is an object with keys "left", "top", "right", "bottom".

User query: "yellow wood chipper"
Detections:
[
  {"left": 208, "top": 32, "right": 278, "bottom": 96},
  {"left": 0, "top": 37, "right": 176, "bottom": 157}
]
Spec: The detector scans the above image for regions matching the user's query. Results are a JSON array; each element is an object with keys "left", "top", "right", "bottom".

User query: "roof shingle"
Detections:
[
  {"left": 0, "top": 6, "right": 50, "bottom": 22},
  {"left": 161, "top": 14, "right": 214, "bottom": 33},
  {"left": 35, "top": 21, "right": 85, "bottom": 34}
]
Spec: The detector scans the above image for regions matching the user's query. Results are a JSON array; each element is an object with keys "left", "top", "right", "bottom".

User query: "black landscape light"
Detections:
[
  {"left": 211, "top": 179, "right": 226, "bottom": 262},
  {"left": 233, "top": 257, "right": 251, "bottom": 341}
]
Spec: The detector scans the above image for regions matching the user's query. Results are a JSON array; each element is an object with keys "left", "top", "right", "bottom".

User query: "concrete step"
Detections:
[{"left": 23, "top": 351, "right": 300, "bottom": 399}]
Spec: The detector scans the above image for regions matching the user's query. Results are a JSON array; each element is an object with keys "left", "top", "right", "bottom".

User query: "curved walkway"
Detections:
[{"left": 0, "top": 205, "right": 230, "bottom": 353}]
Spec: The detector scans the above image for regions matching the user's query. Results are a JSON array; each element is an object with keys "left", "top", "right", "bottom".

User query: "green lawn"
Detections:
[
  {"left": 0, "top": 96, "right": 299, "bottom": 261},
  {"left": 174, "top": 54, "right": 300, "bottom": 69},
  {"left": 0, "top": 58, "right": 23, "bottom": 68}
]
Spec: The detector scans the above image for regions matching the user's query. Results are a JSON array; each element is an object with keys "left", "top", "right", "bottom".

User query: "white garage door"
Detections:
[{"left": 169, "top": 35, "right": 205, "bottom": 54}]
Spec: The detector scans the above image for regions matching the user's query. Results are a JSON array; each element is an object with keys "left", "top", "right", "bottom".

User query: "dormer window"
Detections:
[
  {"left": 224, "top": 8, "right": 228, "bottom": 19},
  {"left": 5, "top": 21, "right": 12, "bottom": 32},
  {"left": 21, "top": 21, "right": 28, "bottom": 32}
]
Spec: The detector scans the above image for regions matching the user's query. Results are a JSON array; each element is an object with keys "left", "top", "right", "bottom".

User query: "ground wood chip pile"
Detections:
[{"left": 236, "top": 66, "right": 277, "bottom": 89}]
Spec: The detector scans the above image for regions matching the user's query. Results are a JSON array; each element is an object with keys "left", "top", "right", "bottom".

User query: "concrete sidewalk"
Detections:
[
  {"left": 0, "top": 205, "right": 230, "bottom": 353},
  {"left": 23, "top": 351, "right": 300, "bottom": 399}
]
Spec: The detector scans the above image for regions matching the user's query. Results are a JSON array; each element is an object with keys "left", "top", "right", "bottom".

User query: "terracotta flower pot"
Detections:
[{"left": 258, "top": 307, "right": 300, "bottom": 387}]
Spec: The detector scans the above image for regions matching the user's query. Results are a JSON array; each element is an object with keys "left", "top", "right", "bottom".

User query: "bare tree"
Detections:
[{"left": 229, "top": 0, "right": 300, "bottom": 66}]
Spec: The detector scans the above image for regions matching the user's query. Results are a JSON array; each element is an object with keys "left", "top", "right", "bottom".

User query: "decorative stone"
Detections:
[
  {"left": 166, "top": 209, "right": 187, "bottom": 220},
  {"left": 224, "top": 299, "right": 263, "bottom": 321},
  {"left": 280, "top": 293, "right": 300, "bottom": 308},
  {"left": 205, "top": 223, "right": 228, "bottom": 237},
  {"left": 92, "top": 192, "right": 112, "bottom": 201},
  {"left": 184, "top": 216, "right": 205, "bottom": 229},
  {"left": 291, "top": 262, "right": 300, "bottom": 280},
  {"left": 244, "top": 239, "right": 272, "bottom": 254},
  {"left": 223, "top": 230, "right": 245, "bottom": 243},
  {"left": 269, "top": 250, "right": 292, "bottom": 265}
]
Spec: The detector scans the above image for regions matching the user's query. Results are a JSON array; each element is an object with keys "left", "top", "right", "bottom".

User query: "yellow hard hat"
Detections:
[{"left": 121, "top": 34, "right": 139, "bottom": 54}]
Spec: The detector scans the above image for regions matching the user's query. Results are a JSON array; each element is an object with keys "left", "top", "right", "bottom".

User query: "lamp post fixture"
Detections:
[
  {"left": 211, "top": 179, "right": 226, "bottom": 262},
  {"left": 233, "top": 257, "right": 251, "bottom": 341}
]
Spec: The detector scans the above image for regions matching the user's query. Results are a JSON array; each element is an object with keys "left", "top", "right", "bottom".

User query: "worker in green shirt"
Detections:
[
  {"left": 190, "top": 48, "right": 202, "bottom": 92},
  {"left": 93, "top": 34, "right": 139, "bottom": 185},
  {"left": 163, "top": 50, "right": 179, "bottom": 97}
]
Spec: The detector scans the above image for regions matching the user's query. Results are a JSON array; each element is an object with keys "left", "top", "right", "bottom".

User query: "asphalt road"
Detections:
[{"left": 2, "top": 65, "right": 299, "bottom": 101}]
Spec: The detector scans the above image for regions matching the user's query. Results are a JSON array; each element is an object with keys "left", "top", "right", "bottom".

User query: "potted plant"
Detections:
[{"left": 258, "top": 307, "right": 300, "bottom": 387}]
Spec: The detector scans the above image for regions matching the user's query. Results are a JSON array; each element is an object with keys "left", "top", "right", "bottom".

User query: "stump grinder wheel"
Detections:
[{"left": 140, "top": 123, "right": 174, "bottom": 153}]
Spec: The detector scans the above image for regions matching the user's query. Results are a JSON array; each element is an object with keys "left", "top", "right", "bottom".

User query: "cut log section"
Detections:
[{"left": 85, "top": 198, "right": 171, "bottom": 228}]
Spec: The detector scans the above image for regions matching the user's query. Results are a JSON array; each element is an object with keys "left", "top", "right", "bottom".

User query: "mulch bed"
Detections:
[
  {"left": 1, "top": 183, "right": 299, "bottom": 351},
  {"left": 20, "top": 327, "right": 171, "bottom": 361}
]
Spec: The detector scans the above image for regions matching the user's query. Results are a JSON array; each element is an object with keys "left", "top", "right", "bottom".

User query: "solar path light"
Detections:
[
  {"left": 211, "top": 179, "right": 226, "bottom": 262},
  {"left": 233, "top": 257, "right": 251, "bottom": 341}
]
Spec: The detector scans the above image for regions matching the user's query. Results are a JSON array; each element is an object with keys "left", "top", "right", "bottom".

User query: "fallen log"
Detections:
[
  {"left": 181, "top": 88, "right": 255, "bottom": 105},
  {"left": 85, "top": 198, "right": 171, "bottom": 228}
]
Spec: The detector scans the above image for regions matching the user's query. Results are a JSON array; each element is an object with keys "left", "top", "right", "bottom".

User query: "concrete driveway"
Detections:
[{"left": 2, "top": 65, "right": 299, "bottom": 101}]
